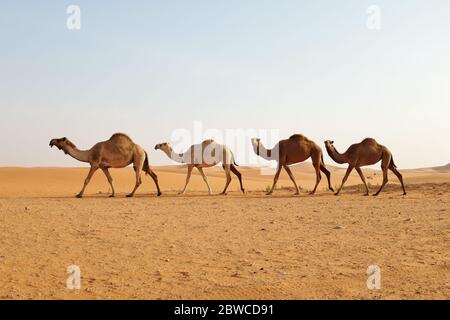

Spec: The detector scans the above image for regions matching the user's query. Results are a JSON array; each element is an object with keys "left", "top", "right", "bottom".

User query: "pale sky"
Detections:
[{"left": 0, "top": 1, "right": 449, "bottom": 168}]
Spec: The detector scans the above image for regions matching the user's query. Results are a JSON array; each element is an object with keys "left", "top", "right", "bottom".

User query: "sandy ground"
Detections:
[{"left": 0, "top": 164, "right": 449, "bottom": 299}]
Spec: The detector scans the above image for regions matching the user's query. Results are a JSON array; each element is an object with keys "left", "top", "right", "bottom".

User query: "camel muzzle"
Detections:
[{"left": 49, "top": 141, "right": 60, "bottom": 149}]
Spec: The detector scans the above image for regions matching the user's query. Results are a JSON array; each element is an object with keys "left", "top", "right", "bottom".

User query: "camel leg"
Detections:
[
  {"left": 320, "top": 164, "right": 334, "bottom": 192},
  {"left": 373, "top": 168, "right": 389, "bottom": 196},
  {"left": 180, "top": 165, "right": 193, "bottom": 194},
  {"left": 197, "top": 167, "right": 212, "bottom": 195},
  {"left": 335, "top": 165, "right": 354, "bottom": 196},
  {"left": 283, "top": 165, "right": 300, "bottom": 195},
  {"left": 77, "top": 166, "right": 98, "bottom": 198},
  {"left": 101, "top": 168, "right": 115, "bottom": 197},
  {"left": 220, "top": 164, "right": 232, "bottom": 195},
  {"left": 127, "top": 166, "right": 142, "bottom": 197},
  {"left": 267, "top": 164, "right": 282, "bottom": 195},
  {"left": 230, "top": 164, "right": 245, "bottom": 193},
  {"left": 373, "top": 154, "right": 391, "bottom": 196},
  {"left": 355, "top": 167, "right": 369, "bottom": 196},
  {"left": 310, "top": 161, "right": 322, "bottom": 195},
  {"left": 389, "top": 163, "right": 407, "bottom": 195},
  {"left": 146, "top": 167, "right": 162, "bottom": 196}
]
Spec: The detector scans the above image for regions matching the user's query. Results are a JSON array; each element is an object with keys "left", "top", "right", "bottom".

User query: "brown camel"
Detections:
[
  {"left": 324, "top": 138, "right": 406, "bottom": 196},
  {"left": 155, "top": 139, "right": 244, "bottom": 195},
  {"left": 251, "top": 134, "right": 334, "bottom": 195},
  {"left": 49, "top": 133, "right": 161, "bottom": 198}
]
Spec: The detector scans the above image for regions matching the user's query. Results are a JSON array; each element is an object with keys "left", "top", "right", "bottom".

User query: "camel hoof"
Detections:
[
  {"left": 334, "top": 193, "right": 340, "bottom": 196},
  {"left": 372, "top": 193, "right": 379, "bottom": 197},
  {"left": 109, "top": 195, "right": 115, "bottom": 198},
  {"left": 241, "top": 189, "right": 246, "bottom": 194},
  {"left": 293, "top": 193, "right": 300, "bottom": 196},
  {"left": 157, "top": 192, "right": 162, "bottom": 197},
  {"left": 76, "top": 194, "right": 83, "bottom": 198},
  {"left": 126, "top": 194, "right": 134, "bottom": 198},
  {"left": 309, "top": 192, "right": 315, "bottom": 196},
  {"left": 403, "top": 192, "right": 407, "bottom": 196},
  {"left": 363, "top": 193, "right": 369, "bottom": 196},
  {"left": 220, "top": 192, "right": 227, "bottom": 196},
  {"left": 266, "top": 192, "right": 272, "bottom": 196}
]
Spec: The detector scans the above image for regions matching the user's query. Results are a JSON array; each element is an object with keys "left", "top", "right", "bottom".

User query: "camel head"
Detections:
[
  {"left": 324, "top": 140, "right": 335, "bottom": 150},
  {"left": 49, "top": 137, "right": 76, "bottom": 154},
  {"left": 154, "top": 142, "right": 171, "bottom": 152}
]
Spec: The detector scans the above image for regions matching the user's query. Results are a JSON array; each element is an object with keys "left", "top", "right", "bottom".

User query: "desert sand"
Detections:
[{"left": 0, "top": 164, "right": 449, "bottom": 299}]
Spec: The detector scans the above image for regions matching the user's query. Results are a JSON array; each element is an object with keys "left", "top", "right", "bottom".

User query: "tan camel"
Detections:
[
  {"left": 155, "top": 139, "right": 244, "bottom": 195},
  {"left": 49, "top": 133, "right": 161, "bottom": 198},
  {"left": 324, "top": 138, "right": 406, "bottom": 196},
  {"left": 251, "top": 134, "right": 334, "bottom": 195}
]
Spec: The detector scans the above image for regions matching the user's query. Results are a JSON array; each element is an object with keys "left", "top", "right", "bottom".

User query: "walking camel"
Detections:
[
  {"left": 49, "top": 133, "right": 162, "bottom": 198},
  {"left": 324, "top": 138, "right": 406, "bottom": 196},
  {"left": 155, "top": 139, "right": 245, "bottom": 195},
  {"left": 251, "top": 134, "right": 334, "bottom": 195}
]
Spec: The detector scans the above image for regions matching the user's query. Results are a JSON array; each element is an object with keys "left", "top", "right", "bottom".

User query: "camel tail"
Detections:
[
  {"left": 390, "top": 157, "right": 397, "bottom": 168},
  {"left": 143, "top": 151, "right": 150, "bottom": 175},
  {"left": 231, "top": 152, "right": 239, "bottom": 166}
]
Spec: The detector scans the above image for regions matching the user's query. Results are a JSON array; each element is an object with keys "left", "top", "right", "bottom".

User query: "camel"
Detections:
[
  {"left": 154, "top": 139, "right": 244, "bottom": 195},
  {"left": 324, "top": 138, "right": 406, "bottom": 196},
  {"left": 251, "top": 134, "right": 334, "bottom": 195},
  {"left": 49, "top": 133, "right": 161, "bottom": 198}
]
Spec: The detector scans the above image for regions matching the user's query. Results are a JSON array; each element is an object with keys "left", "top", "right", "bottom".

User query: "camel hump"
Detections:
[
  {"left": 202, "top": 139, "right": 215, "bottom": 145},
  {"left": 361, "top": 138, "right": 378, "bottom": 145},
  {"left": 289, "top": 134, "right": 308, "bottom": 141},
  {"left": 109, "top": 133, "right": 135, "bottom": 143}
]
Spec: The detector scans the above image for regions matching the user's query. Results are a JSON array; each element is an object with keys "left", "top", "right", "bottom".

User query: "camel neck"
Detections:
[
  {"left": 255, "top": 143, "right": 273, "bottom": 161},
  {"left": 164, "top": 147, "right": 184, "bottom": 163},
  {"left": 65, "top": 146, "right": 90, "bottom": 163},
  {"left": 325, "top": 146, "right": 346, "bottom": 164}
]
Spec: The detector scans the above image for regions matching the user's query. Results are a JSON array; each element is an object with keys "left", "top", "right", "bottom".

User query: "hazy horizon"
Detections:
[{"left": 1, "top": 1, "right": 449, "bottom": 169}]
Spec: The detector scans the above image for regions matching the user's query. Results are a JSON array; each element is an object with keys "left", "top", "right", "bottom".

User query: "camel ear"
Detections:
[{"left": 62, "top": 137, "right": 67, "bottom": 142}]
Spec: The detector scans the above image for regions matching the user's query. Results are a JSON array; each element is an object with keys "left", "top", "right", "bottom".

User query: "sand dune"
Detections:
[
  {"left": 430, "top": 163, "right": 450, "bottom": 173},
  {"left": 0, "top": 165, "right": 449, "bottom": 299}
]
